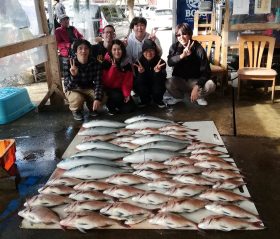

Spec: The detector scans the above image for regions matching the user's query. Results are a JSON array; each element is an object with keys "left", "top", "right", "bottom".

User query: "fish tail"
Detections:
[{"left": 252, "top": 221, "right": 265, "bottom": 229}]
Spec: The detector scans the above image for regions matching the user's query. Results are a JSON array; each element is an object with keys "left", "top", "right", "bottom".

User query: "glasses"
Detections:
[{"left": 176, "top": 33, "right": 187, "bottom": 38}]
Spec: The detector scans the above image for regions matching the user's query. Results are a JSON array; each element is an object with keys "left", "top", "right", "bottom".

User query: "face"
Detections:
[
  {"left": 76, "top": 44, "right": 90, "bottom": 62},
  {"left": 102, "top": 27, "right": 115, "bottom": 42},
  {"left": 176, "top": 29, "right": 191, "bottom": 46},
  {"left": 60, "top": 17, "right": 69, "bottom": 27},
  {"left": 267, "top": 13, "right": 275, "bottom": 22},
  {"left": 111, "top": 44, "right": 122, "bottom": 60},
  {"left": 143, "top": 49, "right": 155, "bottom": 61},
  {"left": 133, "top": 23, "right": 146, "bottom": 40}
]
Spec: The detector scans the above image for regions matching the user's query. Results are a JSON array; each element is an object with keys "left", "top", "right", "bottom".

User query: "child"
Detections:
[
  {"left": 102, "top": 39, "right": 136, "bottom": 115},
  {"left": 134, "top": 39, "right": 167, "bottom": 108}
]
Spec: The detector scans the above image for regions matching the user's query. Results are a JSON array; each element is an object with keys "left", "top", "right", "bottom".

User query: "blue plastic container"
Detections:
[{"left": 0, "top": 87, "right": 35, "bottom": 124}]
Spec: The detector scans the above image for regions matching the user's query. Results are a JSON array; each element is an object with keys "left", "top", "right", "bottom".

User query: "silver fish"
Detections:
[
  {"left": 173, "top": 174, "right": 215, "bottom": 186},
  {"left": 131, "top": 162, "right": 168, "bottom": 170},
  {"left": 18, "top": 206, "right": 60, "bottom": 225},
  {"left": 103, "top": 185, "right": 145, "bottom": 199},
  {"left": 82, "top": 120, "right": 126, "bottom": 128},
  {"left": 194, "top": 160, "right": 239, "bottom": 171},
  {"left": 57, "top": 156, "right": 128, "bottom": 170},
  {"left": 110, "top": 136, "right": 137, "bottom": 144},
  {"left": 199, "top": 189, "right": 250, "bottom": 202},
  {"left": 149, "top": 212, "right": 198, "bottom": 229},
  {"left": 205, "top": 203, "right": 260, "bottom": 222},
  {"left": 160, "top": 198, "right": 208, "bottom": 213},
  {"left": 134, "top": 141, "right": 188, "bottom": 152},
  {"left": 134, "top": 128, "right": 160, "bottom": 135},
  {"left": 167, "top": 165, "right": 203, "bottom": 175},
  {"left": 126, "top": 119, "right": 171, "bottom": 129},
  {"left": 198, "top": 215, "right": 264, "bottom": 231},
  {"left": 24, "top": 194, "right": 72, "bottom": 207},
  {"left": 78, "top": 127, "right": 119, "bottom": 136},
  {"left": 147, "top": 178, "right": 181, "bottom": 189},
  {"left": 60, "top": 212, "right": 123, "bottom": 232},
  {"left": 69, "top": 190, "right": 115, "bottom": 201},
  {"left": 38, "top": 185, "right": 74, "bottom": 195},
  {"left": 76, "top": 140, "right": 131, "bottom": 152},
  {"left": 213, "top": 179, "right": 246, "bottom": 190},
  {"left": 133, "top": 169, "right": 171, "bottom": 180},
  {"left": 64, "top": 200, "right": 110, "bottom": 213},
  {"left": 73, "top": 181, "right": 112, "bottom": 191},
  {"left": 113, "top": 142, "right": 139, "bottom": 150},
  {"left": 165, "top": 184, "right": 209, "bottom": 197},
  {"left": 123, "top": 148, "right": 180, "bottom": 163},
  {"left": 46, "top": 177, "right": 83, "bottom": 186},
  {"left": 124, "top": 115, "right": 173, "bottom": 124},
  {"left": 71, "top": 149, "right": 129, "bottom": 160},
  {"left": 202, "top": 169, "right": 244, "bottom": 180},
  {"left": 105, "top": 173, "right": 149, "bottom": 185},
  {"left": 116, "top": 129, "right": 136, "bottom": 136},
  {"left": 82, "top": 134, "right": 116, "bottom": 142},
  {"left": 131, "top": 192, "right": 173, "bottom": 205},
  {"left": 63, "top": 164, "right": 129, "bottom": 180},
  {"left": 131, "top": 135, "right": 188, "bottom": 145}
]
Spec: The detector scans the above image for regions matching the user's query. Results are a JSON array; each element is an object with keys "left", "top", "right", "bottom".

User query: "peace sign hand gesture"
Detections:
[
  {"left": 149, "top": 28, "right": 158, "bottom": 42},
  {"left": 154, "top": 59, "right": 166, "bottom": 72},
  {"left": 133, "top": 60, "right": 145, "bottom": 73},
  {"left": 69, "top": 58, "right": 78, "bottom": 76},
  {"left": 181, "top": 40, "right": 195, "bottom": 59}
]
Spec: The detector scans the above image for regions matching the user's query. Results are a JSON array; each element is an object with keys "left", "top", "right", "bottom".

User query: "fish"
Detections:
[
  {"left": 18, "top": 206, "right": 60, "bottom": 225},
  {"left": 123, "top": 149, "right": 180, "bottom": 163},
  {"left": 64, "top": 200, "right": 110, "bottom": 213},
  {"left": 134, "top": 141, "right": 188, "bottom": 152},
  {"left": 198, "top": 215, "right": 264, "bottom": 231},
  {"left": 69, "top": 190, "right": 115, "bottom": 201},
  {"left": 76, "top": 140, "right": 131, "bottom": 152},
  {"left": 105, "top": 173, "right": 149, "bottom": 185},
  {"left": 57, "top": 156, "right": 128, "bottom": 170},
  {"left": 78, "top": 127, "right": 119, "bottom": 136},
  {"left": 124, "top": 115, "right": 173, "bottom": 124},
  {"left": 82, "top": 120, "right": 126, "bottom": 128},
  {"left": 60, "top": 212, "right": 124, "bottom": 232},
  {"left": 82, "top": 134, "right": 116, "bottom": 142},
  {"left": 160, "top": 198, "right": 208, "bottom": 213},
  {"left": 190, "top": 154, "right": 232, "bottom": 161},
  {"left": 113, "top": 142, "right": 139, "bottom": 150},
  {"left": 199, "top": 189, "right": 250, "bottom": 202},
  {"left": 62, "top": 164, "right": 130, "bottom": 180},
  {"left": 191, "top": 148, "right": 228, "bottom": 156},
  {"left": 165, "top": 184, "right": 209, "bottom": 197},
  {"left": 131, "top": 135, "right": 189, "bottom": 145},
  {"left": 187, "top": 142, "right": 223, "bottom": 150},
  {"left": 46, "top": 177, "right": 83, "bottom": 186},
  {"left": 147, "top": 178, "right": 182, "bottom": 189},
  {"left": 159, "top": 124, "right": 191, "bottom": 132},
  {"left": 38, "top": 185, "right": 74, "bottom": 195},
  {"left": 134, "top": 128, "right": 161, "bottom": 135},
  {"left": 126, "top": 119, "right": 171, "bottom": 129},
  {"left": 131, "top": 192, "right": 173, "bottom": 205},
  {"left": 194, "top": 160, "right": 239, "bottom": 170},
  {"left": 103, "top": 185, "right": 145, "bottom": 199},
  {"left": 167, "top": 165, "right": 203, "bottom": 175},
  {"left": 164, "top": 156, "right": 196, "bottom": 166},
  {"left": 116, "top": 129, "right": 136, "bottom": 136},
  {"left": 71, "top": 149, "right": 129, "bottom": 160},
  {"left": 73, "top": 181, "right": 112, "bottom": 191},
  {"left": 149, "top": 212, "right": 198, "bottom": 229},
  {"left": 205, "top": 202, "right": 260, "bottom": 222},
  {"left": 133, "top": 169, "right": 171, "bottom": 180},
  {"left": 173, "top": 174, "right": 215, "bottom": 186},
  {"left": 213, "top": 179, "right": 246, "bottom": 190},
  {"left": 202, "top": 169, "right": 244, "bottom": 180},
  {"left": 24, "top": 194, "right": 72, "bottom": 207},
  {"left": 110, "top": 136, "right": 137, "bottom": 144},
  {"left": 131, "top": 162, "right": 169, "bottom": 170}
]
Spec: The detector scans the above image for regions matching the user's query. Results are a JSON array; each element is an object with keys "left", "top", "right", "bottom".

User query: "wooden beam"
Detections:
[{"left": 230, "top": 23, "right": 280, "bottom": 31}]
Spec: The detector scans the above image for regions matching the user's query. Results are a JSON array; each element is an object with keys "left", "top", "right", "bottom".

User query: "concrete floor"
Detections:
[{"left": 0, "top": 86, "right": 280, "bottom": 238}]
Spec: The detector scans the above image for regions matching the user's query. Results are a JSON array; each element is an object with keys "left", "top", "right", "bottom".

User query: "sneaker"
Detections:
[
  {"left": 156, "top": 101, "right": 166, "bottom": 108},
  {"left": 89, "top": 110, "right": 98, "bottom": 117},
  {"left": 196, "top": 98, "right": 208, "bottom": 106},
  {"left": 72, "top": 111, "right": 83, "bottom": 121},
  {"left": 165, "top": 97, "right": 183, "bottom": 105}
]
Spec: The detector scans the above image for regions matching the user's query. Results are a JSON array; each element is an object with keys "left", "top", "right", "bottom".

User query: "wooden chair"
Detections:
[
  {"left": 192, "top": 34, "right": 228, "bottom": 94},
  {"left": 193, "top": 11, "right": 216, "bottom": 36},
  {"left": 237, "top": 35, "right": 277, "bottom": 103}
]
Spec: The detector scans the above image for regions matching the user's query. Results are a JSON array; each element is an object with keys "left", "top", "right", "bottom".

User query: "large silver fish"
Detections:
[
  {"left": 64, "top": 200, "right": 110, "bottom": 213},
  {"left": 134, "top": 141, "right": 188, "bottom": 152},
  {"left": 124, "top": 115, "right": 173, "bottom": 124},
  {"left": 78, "top": 127, "right": 119, "bottom": 136},
  {"left": 62, "top": 164, "right": 130, "bottom": 180},
  {"left": 82, "top": 120, "right": 126, "bottom": 128},
  {"left": 57, "top": 156, "right": 128, "bottom": 170},
  {"left": 198, "top": 215, "right": 264, "bottom": 231},
  {"left": 131, "top": 135, "right": 189, "bottom": 145},
  {"left": 76, "top": 140, "right": 131, "bottom": 152},
  {"left": 123, "top": 148, "right": 180, "bottom": 163},
  {"left": 126, "top": 119, "right": 171, "bottom": 129},
  {"left": 71, "top": 149, "right": 129, "bottom": 160},
  {"left": 24, "top": 194, "right": 72, "bottom": 207},
  {"left": 160, "top": 198, "right": 208, "bottom": 213}
]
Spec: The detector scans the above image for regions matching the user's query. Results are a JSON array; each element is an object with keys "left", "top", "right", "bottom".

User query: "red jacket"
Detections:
[
  {"left": 102, "top": 54, "right": 133, "bottom": 97},
  {"left": 55, "top": 26, "right": 83, "bottom": 57}
]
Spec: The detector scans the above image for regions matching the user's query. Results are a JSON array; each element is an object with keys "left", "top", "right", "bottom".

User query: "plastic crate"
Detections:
[
  {"left": 0, "top": 139, "right": 16, "bottom": 171},
  {"left": 0, "top": 87, "right": 35, "bottom": 124}
]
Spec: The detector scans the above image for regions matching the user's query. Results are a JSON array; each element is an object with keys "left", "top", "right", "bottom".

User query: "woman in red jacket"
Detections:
[{"left": 102, "top": 39, "right": 136, "bottom": 115}]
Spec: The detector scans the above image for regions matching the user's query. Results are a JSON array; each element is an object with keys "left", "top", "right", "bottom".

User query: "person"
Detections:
[
  {"left": 126, "top": 16, "right": 162, "bottom": 64},
  {"left": 63, "top": 39, "right": 103, "bottom": 121},
  {"left": 53, "top": 0, "right": 66, "bottom": 29},
  {"left": 263, "top": 10, "right": 280, "bottom": 43},
  {"left": 134, "top": 39, "right": 167, "bottom": 108},
  {"left": 102, "top": 39, "right": 136, "bottom": 115},
  {"left": 92, "top": 25, "right": 116, "bottom": 62},
  {"left": 166, "top": 23, "right": 216, "bottom": 106}
]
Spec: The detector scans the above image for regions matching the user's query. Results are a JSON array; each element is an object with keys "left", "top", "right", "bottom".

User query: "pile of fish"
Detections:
[{"left": 19, "top": 115, "right": 264, "bottom": 232}]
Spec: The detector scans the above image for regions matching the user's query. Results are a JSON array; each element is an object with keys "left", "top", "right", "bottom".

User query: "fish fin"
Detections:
[{"left": 77, "top": 227, "right": 87, "bottom": 233}]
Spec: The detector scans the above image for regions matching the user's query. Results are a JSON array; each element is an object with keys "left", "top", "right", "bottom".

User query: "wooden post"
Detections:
[{"left": 221, "top": 0, "right": 229, "bottom": 69}]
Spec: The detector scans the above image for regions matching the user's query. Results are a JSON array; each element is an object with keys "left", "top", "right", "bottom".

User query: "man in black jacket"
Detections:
[{"left": 166, "top": 23, "right": 216, "bottom": 106}]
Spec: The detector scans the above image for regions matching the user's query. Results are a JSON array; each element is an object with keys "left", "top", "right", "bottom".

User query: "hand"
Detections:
[
  {"left": 180, "top": 40, "right": 194, "bottom": 59},
  {"left": 92, "top": 100, "right": 101, "bottom": 111},
  {"left": 111, "top": 57, "right": 116, "bottom": 66},
  {"left": 191, "top": 85, "right": 200, "bottom": 102},
  {"left": 133, "top": 60, "right": 145, "bottom": 73},
  {"left": 149, "top": 28, "right": 158, "bottom": 41},
  {"left": 122, "top": 37, "right": 128, "bottom": 47},
  {"left": 124, "top": 96, "right": 130, "bottom": 103},
  {"left": 154, "top": 59, "right": 166, "bottom": 72},
  {"left": 69, "top": 58, "right": 78, "bottom": 76}
]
